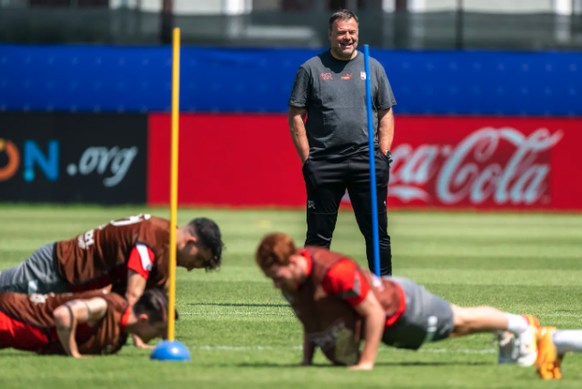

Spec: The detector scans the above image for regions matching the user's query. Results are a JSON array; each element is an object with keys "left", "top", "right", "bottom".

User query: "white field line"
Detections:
[
  {"left": 180, "top": 311, "right": 582, "bottom": 354},
  {"left": 538, "top": 314, "right": 582, "bottom": 317},
  {"left": 190, "top": 345, "right": 495, "bottom": 354},
  {"left": 179, "top": 311, "right": 582, "bottom": 318}
]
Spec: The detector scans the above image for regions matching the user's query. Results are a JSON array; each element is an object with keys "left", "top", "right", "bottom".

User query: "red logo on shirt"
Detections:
[
  {"left": 341, "top": 74, "right": 352, "bottom": 80},
  {"left": 320, "top": 73, "right": 333, "bottom": 80}
]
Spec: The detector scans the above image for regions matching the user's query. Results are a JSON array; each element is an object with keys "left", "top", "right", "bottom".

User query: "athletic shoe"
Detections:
[
  {"left": 536, "top": 326, "right": 561, "bottom": 380},
  {"left": 497, "top": 331, "right": 519, "bottom": 364},
  {"left": 517, "top": 314, "right": 540, "bottom": 367},
  {"left": 553, "top": 353, "right": 564, "bottom": 380}
]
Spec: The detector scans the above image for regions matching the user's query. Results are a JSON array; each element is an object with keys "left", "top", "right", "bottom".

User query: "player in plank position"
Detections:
[
  {"left": 255, "top": 233, "right": 544, "bottom": 371},
  {"left": 0, "top": 288, "right": 174, "bottom": 358},
  {"left": 0, "top": 213, "right": 223, "bottom": 347}
]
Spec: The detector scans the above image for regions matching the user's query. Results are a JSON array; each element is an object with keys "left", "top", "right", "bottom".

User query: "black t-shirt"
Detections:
[{"left": 288, "top": 49, "right": 396, "bottom": 160}]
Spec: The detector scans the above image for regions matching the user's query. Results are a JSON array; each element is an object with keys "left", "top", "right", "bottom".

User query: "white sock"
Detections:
[
  {"left": 505, "top": 313, "right": 528, "bottom": 335},
  {"left": 553, "top": 330, "right": 582, "bottom": 354}
]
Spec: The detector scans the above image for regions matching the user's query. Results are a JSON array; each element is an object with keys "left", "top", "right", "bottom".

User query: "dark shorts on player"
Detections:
[
  {"left": 381, "top": 276, "right": 454, "bottom": 350},
  {"left": 0, "top": 243, "right": 70, "bottom": 294}
]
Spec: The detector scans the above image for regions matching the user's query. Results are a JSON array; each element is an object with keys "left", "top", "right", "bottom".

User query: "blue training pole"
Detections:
[{"left": 363, "top": 45, "right": 381, "bottom": 277}]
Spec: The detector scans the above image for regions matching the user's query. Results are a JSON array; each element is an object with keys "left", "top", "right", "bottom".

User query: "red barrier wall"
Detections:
[
  {"left": 148, "top": 114, "right": 582, "bottom": 210},
  {"left": 148, "top": 114, "right": 305, "bottom": 207}
]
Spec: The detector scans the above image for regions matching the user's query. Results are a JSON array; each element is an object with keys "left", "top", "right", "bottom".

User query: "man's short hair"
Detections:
[
  {"left": 189, "top": 217, "right": 224, "bottom": 271},
  {"left": 133, "top": 289, "right": 178, "bottom": 324},
  {"left": 255, "top": 233, "right": 296, "bottom": 270},
  {"left": 329, "top": 9, "right": 359, "bottom": 31}
]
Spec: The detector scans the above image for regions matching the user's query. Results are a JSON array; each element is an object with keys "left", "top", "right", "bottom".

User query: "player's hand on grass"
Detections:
[
  {"left": 70, "top": 351, "right": 91, "bottom": 359},
  {"left": 132, "top": 334, "right": 153, "bottom": 349},
  {"left": 348, "top": 362, "right": 374, "bottom": 371}
]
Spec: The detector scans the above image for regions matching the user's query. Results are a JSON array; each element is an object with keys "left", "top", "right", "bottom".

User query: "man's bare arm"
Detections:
[
  {"left": 377, "top": 107, "right": 394, "bottom": 153},
  {"left": 288, "top": 106, "right": 310, "bottom": 164},
  {"left": 53, "top": 297, "right": 108, "bottom": 358},
  {"left": 126, "top": 270, "right": 153, "bottom": 349},
  {"left": 348, "top": 292, "right": 386, "bottom": 370},
  {"left": 126, "top": 269, "right": 147, "bottom": 306}
]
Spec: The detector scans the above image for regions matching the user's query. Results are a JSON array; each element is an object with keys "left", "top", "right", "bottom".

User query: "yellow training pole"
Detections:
[{"left": 167, "top": 27, "right": 180, "bottom": 342}]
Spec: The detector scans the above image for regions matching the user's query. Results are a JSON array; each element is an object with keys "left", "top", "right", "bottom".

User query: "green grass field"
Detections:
[{"left": 1, "top": 205, "right": 582, "bottom": 388}]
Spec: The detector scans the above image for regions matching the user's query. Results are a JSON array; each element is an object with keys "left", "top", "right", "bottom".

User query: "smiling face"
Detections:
[{"left": 329, "top": 17, "right": 359, "bottom": 60}]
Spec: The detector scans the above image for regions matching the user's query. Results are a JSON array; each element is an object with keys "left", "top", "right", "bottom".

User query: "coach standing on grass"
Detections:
[{"left": 287, "top": 9, "right": 396, "bottom": 276}]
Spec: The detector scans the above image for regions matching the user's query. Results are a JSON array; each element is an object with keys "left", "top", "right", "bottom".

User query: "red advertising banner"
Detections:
[
  {"left": 148, "top": 114, "right": 582, "bottom": 211},
  {"left": 148, "top": 114, "right": 306, "bottom": 207}
]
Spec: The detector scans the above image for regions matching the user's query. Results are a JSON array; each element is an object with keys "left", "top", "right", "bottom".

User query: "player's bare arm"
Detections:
[
  {"left": 288, "top": 106, "right": 310, "bottom": 164},
  {"left": 53, "top": 297, "right": 108, "bottom": 358},
  {"left": 126, "top": 269, "right": 147, "bottom": 306},
  {"left": 349, "top": 291, "right": 386, "bottom": 370},
  {"left": 377, "top": 107, "right": 394, "bottom": 153},
  {"left": 301, "top": 328, "right": 316, "bottom": 365},
  {"left": 126, "top": 270, "right": 154, "bottom": 349}
]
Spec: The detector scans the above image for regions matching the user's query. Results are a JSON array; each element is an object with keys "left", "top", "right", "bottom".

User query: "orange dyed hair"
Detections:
[{"left": 255, "top": 233, "right": 297, "bottom": 269}]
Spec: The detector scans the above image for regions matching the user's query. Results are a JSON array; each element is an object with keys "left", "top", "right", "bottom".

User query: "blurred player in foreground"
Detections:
[
  {"left": 255, "top": 233, "right": 582, "bottom": 379},
  {"left": 0, "top": 213, "right": 223, "bottom": 348},
  {"left": 0, "top": 289, "right": 173, "bottom": 358}
]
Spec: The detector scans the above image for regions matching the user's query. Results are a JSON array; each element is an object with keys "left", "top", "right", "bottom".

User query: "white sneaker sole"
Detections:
[
  {"left": 517, "top": 350, "right": 538, "bottom": 367},
  {"left": 497, "top": 331, "right": 519, "bottom": 364},
  {"left": 517, "top": 326, "right": 538, "bottom": 367}
]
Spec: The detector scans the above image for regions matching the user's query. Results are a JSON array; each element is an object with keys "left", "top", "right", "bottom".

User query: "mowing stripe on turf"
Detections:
[
  {"left": 538, "top": 314, "right": 582, "bottom": 317},
  {"left": 179, "top": 311, "right": 291, "bottom": 316},
  {"left": 189, "top": 345, "right": 496, "bottom": 354}
]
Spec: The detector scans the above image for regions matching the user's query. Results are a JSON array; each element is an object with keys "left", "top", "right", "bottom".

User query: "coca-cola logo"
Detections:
[{"left": 389, "top": 127, "right": 563, "bottom": 206}]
